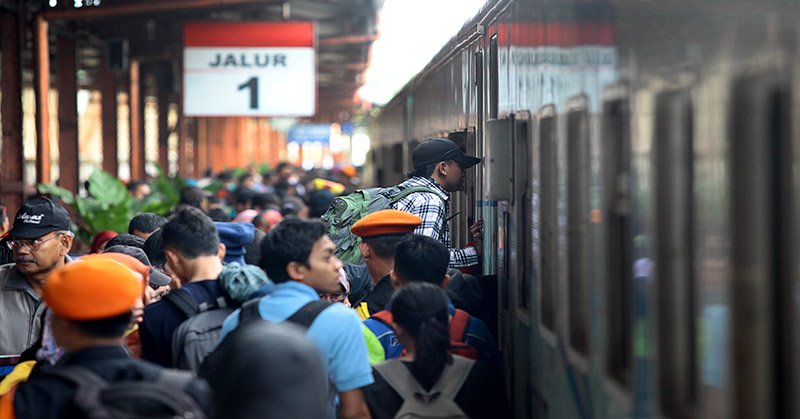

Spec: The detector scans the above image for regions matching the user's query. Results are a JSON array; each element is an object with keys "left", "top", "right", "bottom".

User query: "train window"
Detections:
[
  {"left": 567, "top": 101, "right": 590, "bottom": 356},
  {"left": 513, "top": 115, "right": 532, "bottom": 311},
  {"left": 729, "top": 72, "right": 795, "bottom": 418},
  {"left": 602, "top": 95, "right": 633, "bottom": 389},
  {"left": 653, "top": 88, "right": 696, "bottom": 417},
  {"left": 392, "top": 143, "right": 403, "bottom": 174},
  {"left": 489, "top": 34, "right": 498, "bottom": 119},
  {"left": 539, "top": 108, "right": 557, "bottom": 332}
]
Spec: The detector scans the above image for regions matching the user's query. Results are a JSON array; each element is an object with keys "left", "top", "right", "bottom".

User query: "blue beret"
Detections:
[{"left": 215, "top": 222, "right": 255, "bottom": 262}]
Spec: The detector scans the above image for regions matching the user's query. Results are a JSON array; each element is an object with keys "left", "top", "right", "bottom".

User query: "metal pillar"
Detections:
[
  {"left": 100, "top": 56, "right": 119, "bottom": 176},
  {"left": 1, "top": 11, "right": 25, "bottom": 216},
  {"left": 196, "top": 118, "right": 208, "bottom": 176},
  {"left": 33, "top": 16, "right": 51, "bottom": 185},
  {"left": 129, "top": 59, "right": 144, "bottom": 180},
  {"left": 157, "top": 73, "right": 170, "bottom": 173},
  {"left": 57, "top": 36, "right": 79, "bottom": 194}
]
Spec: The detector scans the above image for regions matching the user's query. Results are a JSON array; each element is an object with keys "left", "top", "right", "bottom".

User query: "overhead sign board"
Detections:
[
  {"left": 183, "top": 22, "right": 315, "bottom": 117},
  {"left": 287, "top": 123, "right": 331, "bottom": 144}
]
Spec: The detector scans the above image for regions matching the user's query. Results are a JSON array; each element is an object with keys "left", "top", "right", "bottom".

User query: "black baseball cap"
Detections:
[
  {"left": 103, "top": 245, "right": 173, "bottom": 287},
  {"left": 411, "top": 138, "right": 481, "bottom": 169},
  {"left": 8, "top": 197, "right": 71, "bottom": 239}
]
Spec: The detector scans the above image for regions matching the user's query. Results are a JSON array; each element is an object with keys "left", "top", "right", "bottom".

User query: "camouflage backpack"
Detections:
[{"left": 320, "top": 185, "right": 442, "bottom": 264}]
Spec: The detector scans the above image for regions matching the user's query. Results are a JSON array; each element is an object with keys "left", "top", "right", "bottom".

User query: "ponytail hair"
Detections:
[{"left": 390, "top": 282, "right": 451, "bottom": 388}]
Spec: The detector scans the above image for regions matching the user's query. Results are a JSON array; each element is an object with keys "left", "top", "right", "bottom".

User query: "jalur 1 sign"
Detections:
[{"left": 183, "top": 22, "right": 316, "bottom": 117}]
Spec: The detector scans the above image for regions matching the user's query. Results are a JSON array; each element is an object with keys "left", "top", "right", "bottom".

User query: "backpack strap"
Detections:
[
  {"left": 164, "top": 289, "right": 201, "bottom": 318},
  {"left": 374, "top": 359, "right": 426, "bottom": 402},
  {"left": 238, "top": 298, "right": 263, "bottom": 326},
  {"left": 156, "top": 369, "right": 195, "bottom": 392},
  {"left": 387, "top": 186, "right": 445, "bottom": 205},
  {"left": 286, "top": 300, "right": 333, "bottom": 329},
  {"left": 449, "top": 309, "right": 470, "bottom": 343},
  {"left": 370, "top": 310, "right": 394, "bottom": 326},
  {"left": 432, "top": 356, "right": 475, "bottom": 400}
]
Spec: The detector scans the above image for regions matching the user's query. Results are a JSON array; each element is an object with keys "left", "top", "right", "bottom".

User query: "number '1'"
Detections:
[{"left": 238, "top": 77, "right": 258, "bottom": 109}]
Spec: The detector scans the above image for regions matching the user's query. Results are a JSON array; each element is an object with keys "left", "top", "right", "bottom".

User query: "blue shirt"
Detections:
[
  {"left": 140, "top": 279, "right": 226, "bottom": 367},
  {"left": 220, "top": 281, "right": 374, "bottom": 409}
]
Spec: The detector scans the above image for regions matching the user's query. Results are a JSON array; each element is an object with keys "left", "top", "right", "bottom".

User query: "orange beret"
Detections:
[
  {"left": 351, "top": 210, "right": 422, "bottom": 238},
  {"left": 80, "top": 253, "right": 148, "bottom": 291},
  {"left": 43, "top": 258, "right": 143, "bottom": 321}
]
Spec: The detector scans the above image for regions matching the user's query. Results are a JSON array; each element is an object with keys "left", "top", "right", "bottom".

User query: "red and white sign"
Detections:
[{"left": 183, "top": 22, "right": 316, "bottom": 117}]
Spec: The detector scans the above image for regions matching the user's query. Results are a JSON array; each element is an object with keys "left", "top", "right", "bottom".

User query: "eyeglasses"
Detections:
[
  {"left": 319, "top": 291, "right": 348, "bottom": 303},
  {"left": 6, "top": 233, "right": 64, "bottom": 251}
]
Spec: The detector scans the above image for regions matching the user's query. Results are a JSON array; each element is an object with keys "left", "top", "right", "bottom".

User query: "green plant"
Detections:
[{"left": 37, "top": 167, "right": 184, "bottom": 245}]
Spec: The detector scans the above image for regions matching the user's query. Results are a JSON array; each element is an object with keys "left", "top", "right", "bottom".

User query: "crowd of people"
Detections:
[{"left": 0, "top": 138, "right": 509, "bottom": 418}]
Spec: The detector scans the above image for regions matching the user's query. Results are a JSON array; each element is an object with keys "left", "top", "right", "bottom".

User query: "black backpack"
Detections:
[
  {"left": 46, "top": 365, "right": 206, "bottom": 419},
  {"left": 199, "top": 298, "right": 332, "bottom": 379},
  {"left": 165, "top": 289, "right": 234, "bottom": 372}
]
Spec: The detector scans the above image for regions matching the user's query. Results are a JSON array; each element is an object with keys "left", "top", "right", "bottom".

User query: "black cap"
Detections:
[
  {"left": 412, "top": 138, "right": 481, "bottom": 169},
  {"left": 103, "top": 245, "right": 173, "bottom": 287},
  {"left": 8, "top": 197, "right": 71, "bottom": 239}
]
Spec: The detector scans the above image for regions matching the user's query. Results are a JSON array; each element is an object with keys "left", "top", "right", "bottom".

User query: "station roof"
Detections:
[{"left": 5, "top": 0, "right": 383, "bottom": 123}]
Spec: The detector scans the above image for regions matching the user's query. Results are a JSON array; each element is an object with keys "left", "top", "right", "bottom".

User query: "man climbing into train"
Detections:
[{"left": 391, "top": 138, "right": 483, "bottom": 268}]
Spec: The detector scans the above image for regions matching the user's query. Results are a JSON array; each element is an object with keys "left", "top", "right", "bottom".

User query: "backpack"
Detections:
[
  {"left": 373, "top": 356, "right": 474, "bottom": 419},
  {"left": 165, "top": 290, "right": 233, "bottom": 372},
  {"left": 237, "top": 297, "right": 333, "bottom": 329},
  {"left": 199, "top": 298, "right": 332, "bottom": 378},
  {"left": 321, "top": 186, "right": 443, "bottom": 264},
  {"left": 45, "top": 365, "right": 206, "bottom": 419},
  {"left": 366, "top": 309, "right": 480, "bottom": 361}
]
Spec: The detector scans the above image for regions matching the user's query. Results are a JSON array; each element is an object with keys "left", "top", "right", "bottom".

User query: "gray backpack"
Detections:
[
  {"left": 374, "top": 355, "right": 474, "bottom": 419},
  {"left": 46, "top": 365, "right": 206, "bottom": 419},
  {"left": 166, "top": 290, "right": 233, "bottom": 372}
]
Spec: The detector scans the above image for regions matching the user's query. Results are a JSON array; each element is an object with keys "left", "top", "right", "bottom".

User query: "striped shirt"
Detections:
[{"left": 391, "top": 177, "right": 479, "bottom": 268}]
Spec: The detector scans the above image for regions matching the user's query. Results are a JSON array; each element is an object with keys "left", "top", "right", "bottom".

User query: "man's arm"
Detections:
[{"left": 338, "top": 388, "right": 371, "bottom": 419}]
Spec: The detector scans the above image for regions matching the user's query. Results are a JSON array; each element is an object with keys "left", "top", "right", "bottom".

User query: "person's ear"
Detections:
[
  {"left": 165, "top": 249, "right": 181, "bottom": 271},
  {"left": 437, "top": 161, "right": 448, "bottom": 176},
  {"left": 286, "top": 261, "right": 306, "bottom": 281},
  {"left": 440, "top": 273, "right": 451, "bottom": 289},
  {"left": 59, "top": 234, "right": 74, "bottom": 256},
  {"left": 359, "top": 242, "right": 371, "bottom": 259},
  {"left": 390, "top": 270, "right": 402, "bottom": 288},
  {"left": 217, "top": 243, "right": 226, "bottom": 262}
]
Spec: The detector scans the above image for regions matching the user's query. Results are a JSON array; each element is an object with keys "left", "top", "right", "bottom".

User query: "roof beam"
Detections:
[{"left": 42, "top": 0, "right": 279, "bottom": 20}]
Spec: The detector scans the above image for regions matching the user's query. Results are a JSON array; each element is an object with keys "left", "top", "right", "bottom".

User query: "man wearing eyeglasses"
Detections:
[{"left": 0, "top": 197, "right": 74, "bottom": 360}]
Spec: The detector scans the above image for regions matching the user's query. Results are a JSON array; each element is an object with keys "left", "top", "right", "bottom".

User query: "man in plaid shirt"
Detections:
[{"left": 391, "top": 138, "right": 483, "bottom": 268}]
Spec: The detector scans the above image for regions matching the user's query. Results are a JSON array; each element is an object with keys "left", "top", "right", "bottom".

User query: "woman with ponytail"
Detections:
[{"left": 363, "top": 282, "right": 508, "bottom": 418}]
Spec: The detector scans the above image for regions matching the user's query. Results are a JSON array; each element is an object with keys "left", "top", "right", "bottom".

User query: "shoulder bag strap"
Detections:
[
  {"left": 286, "top": 300, "right": 333, "bottom": 329},
  {"left": 432, "top": 356, "right": 474, "bottom": 399},
  {"left": 163, "top": 289, "right": 201, "bottom": 318},
  {"left": 449, "top": 309, "right": 470, "bottom": 342}
]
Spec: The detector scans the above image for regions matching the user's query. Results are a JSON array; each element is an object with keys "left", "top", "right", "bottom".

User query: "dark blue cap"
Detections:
[{"left": 214, "top": 222, "right": 255, "bottom": 265}]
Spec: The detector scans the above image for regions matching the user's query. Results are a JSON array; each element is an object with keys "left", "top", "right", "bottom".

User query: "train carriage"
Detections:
[{"left": 367, "top": 1, "right": 800, "bottom": 418}]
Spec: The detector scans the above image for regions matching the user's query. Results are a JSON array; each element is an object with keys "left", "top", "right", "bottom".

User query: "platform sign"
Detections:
[{"left": 183, "top": 22, "right": 315, "bottom": 117}]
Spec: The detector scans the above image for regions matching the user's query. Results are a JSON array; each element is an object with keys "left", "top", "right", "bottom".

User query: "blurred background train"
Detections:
[{"left": 364, "top": 0, "right": 800, "bottom": 417}]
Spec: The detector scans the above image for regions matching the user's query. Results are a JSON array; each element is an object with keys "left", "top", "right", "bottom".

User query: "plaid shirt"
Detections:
[{"left": 391, "top": 177, "right": 479, "bottom": 268}]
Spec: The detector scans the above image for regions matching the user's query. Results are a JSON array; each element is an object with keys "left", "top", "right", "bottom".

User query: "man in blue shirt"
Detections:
[
  {"left": 140, "top": 207, "right": 227, "bottom": 366},
  {"left": 220, "top": 219, "right": 372, "bottom": 419}
]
